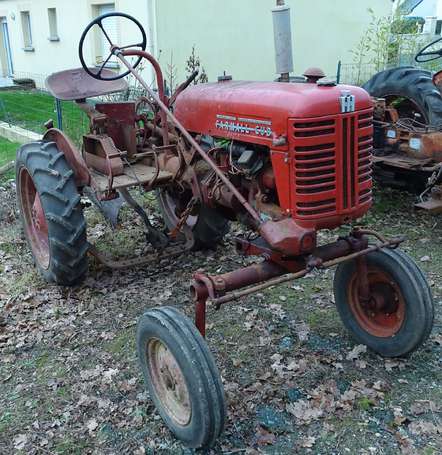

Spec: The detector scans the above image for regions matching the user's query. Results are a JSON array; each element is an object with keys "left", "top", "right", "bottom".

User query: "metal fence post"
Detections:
[
  {"left": 55, "top": 98, "right": 63, "bottom": 130},
  {"left": 336, "top": 60, "right": 342, "bottom": 85},
  {"left": 0, "top": 99, "right": 12, "bottom": 126}
]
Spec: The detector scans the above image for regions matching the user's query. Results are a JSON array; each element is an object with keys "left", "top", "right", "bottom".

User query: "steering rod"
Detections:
[{"left": 115, "top": 48, "right": 262, "bottom": 225}]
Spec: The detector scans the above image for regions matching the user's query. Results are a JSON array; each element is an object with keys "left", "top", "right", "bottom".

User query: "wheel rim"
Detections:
[
  {"left": 147, "top": 338, "right": 191, "bottom": 426},
  {"left": 19, "top": 167, "right": 50, "bottom": 269},
  {"left": 383, "top": 94, "right": 429, "bottom": 124},
  {"left": 348, "top": 267, "right": 406, "bottom": 338}
]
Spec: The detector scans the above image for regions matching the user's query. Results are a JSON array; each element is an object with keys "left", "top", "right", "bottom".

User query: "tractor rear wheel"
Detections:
[
  {"left": 16, "top": 141, "right": 88, "bottom": 286},
  {"left": 137, "top": 306, "right": 225, "bottom": 449},
  {"left": 333, "top": 249, "right": 434, "bottom": 357},
  {"left": 156, "top": 188, "right": 229, "bottom": 249},
  {"left": 363, "top": 67, "right": 442, "bottom": 126}
]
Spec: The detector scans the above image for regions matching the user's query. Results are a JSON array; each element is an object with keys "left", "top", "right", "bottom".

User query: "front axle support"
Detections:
[{"left": 191, "top": 230, "right": 404, "bottom": 336}]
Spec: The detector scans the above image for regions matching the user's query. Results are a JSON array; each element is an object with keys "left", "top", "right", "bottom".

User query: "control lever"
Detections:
[{"left": 169, "top": 70, "right": 200, "bottom": 106}]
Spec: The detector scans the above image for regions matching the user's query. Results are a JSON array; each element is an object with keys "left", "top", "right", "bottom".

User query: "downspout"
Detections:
[
  {"left": 147, "top": 0, "right": 159, "bottom": 86},
  {"left": 151, "top": 0, "right": 158, "bottom": 59}
]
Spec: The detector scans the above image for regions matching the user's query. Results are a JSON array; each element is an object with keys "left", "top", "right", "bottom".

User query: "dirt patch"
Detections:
[{"left": 0, "top": 182, "right": 441, "bottom": 454}]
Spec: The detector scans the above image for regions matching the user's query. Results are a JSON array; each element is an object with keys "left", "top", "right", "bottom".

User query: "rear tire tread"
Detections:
[
  {"left": 16, "top": 141, "right": 88, "bottom": 286},
  {"left": 363, "top": 67, "right": 442, "bottom": 125}
]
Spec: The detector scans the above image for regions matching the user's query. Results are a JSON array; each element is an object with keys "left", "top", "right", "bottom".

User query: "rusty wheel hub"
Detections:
[
  {"left": 349, "top": 269, "right": 405, "bottom": 338},
  {"left": 147, "top": 338, "right": 191, "bottom": 426},
  {"left": 19, "top": 168, "right": 50, "bottom": 269}
]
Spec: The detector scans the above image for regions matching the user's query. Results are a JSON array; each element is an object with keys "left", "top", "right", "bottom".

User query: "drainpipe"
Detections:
[
  {"left": 151, "top": 0, "right": 158, "bottom": 59},
  {"left": 272, "top": 0, "right": 294, "bottom": 82},
  {"left": 147, "top": 0, "right": 159, "bottom": 87}
]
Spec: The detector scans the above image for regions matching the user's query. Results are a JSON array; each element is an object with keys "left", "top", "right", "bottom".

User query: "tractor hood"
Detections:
[{"left": 174, "top": 80, "right": 372, "bottom": 148}]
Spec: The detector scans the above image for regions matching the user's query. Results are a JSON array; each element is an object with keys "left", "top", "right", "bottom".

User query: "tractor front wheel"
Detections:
[
  {"left": 333, "top": 249, "right": 434, "bottom": 357},
  {"left": 137, "top": 306, "right": 225, "bottom": 449},
  {"left": 16, "top": 141, "right": 88, "bottom": 285}
]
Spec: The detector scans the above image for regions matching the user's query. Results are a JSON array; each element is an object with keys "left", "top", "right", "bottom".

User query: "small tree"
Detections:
[
  {"left": 165, "top": 51, "right": 178, "bottom": 95},
  {"left": 350, "top": 8, "right": 421, "bottom": 84},
  {"left": 185, "top": 46, "right": 208, "bottom": 84}
]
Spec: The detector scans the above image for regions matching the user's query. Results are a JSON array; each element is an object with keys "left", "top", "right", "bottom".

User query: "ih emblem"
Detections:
[{"left": 340, "top": 90, "right": 355, "bottom": 113}]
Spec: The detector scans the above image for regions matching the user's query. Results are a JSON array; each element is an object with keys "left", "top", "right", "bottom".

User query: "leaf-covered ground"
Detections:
[{"left": 0, "top": 181, "right": 441, "bottom": 455}]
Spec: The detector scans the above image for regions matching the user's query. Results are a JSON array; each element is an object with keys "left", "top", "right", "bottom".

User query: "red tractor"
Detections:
[{"left": 16, "top": 13, "right": 434, "bottom": 449}]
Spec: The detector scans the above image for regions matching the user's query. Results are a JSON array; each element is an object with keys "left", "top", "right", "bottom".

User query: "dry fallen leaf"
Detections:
[
  {"left": 300, "top": 436, "right": 316, "bottom": 448},
  {"left": 13, "top": 434, "right": 28, "bottom": 450},
  {"left": 286, "top": 400, "right": 323, "bottom": 423},
  {"left": 409, "top": 420, "right": 441, "bottom": 436},
  {"left": 86, "top": 418, "right": 98, "bottom": 432},
  {"left": 346, "top": 344, "right": 367, "bottom": 361},
  {"left": 102, "top": 368, "right": 119, "bottom": 383},
  {"left": 254, "top": 426, "right": 276, "bottom": 446},
  {"left": 294, "top": 322, "right": 310, "bottom": 342},
  {"left": 410, "top": 400, "right": 434, "bottom": 416}
]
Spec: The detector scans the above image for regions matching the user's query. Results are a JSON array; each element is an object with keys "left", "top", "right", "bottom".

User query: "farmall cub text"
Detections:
[{"left": 15, "top": 12, "right": 434, "bottom": 450}]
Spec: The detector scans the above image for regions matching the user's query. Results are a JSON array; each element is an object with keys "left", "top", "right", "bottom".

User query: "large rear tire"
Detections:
[
  {"left": 363, "top": 67, "right": 442, "bottom": 126},
  {"left": 16, "top": 141, "right": 88, "bottom": 285},
  {"left": 333, "top": 249, "right": 434, "bottom": 358},
  {"left": 137, "top": 306, "right": 226, "bottom": 449}
]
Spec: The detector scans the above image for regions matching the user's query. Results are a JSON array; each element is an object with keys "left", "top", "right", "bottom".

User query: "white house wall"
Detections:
[
  {"left": 0, "top": 0, "right": 392, "bottom": 88},
  {"left": 154, "top": 0, "right": 393, "bottom": 84},
  {"left": 0, "top": 0, "right": 153, "bottom": 87}
]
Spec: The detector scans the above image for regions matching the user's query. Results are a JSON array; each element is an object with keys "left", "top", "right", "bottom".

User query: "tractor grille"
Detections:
[{"left": 292, "top": 109, "right": 373, "bottom": 219}]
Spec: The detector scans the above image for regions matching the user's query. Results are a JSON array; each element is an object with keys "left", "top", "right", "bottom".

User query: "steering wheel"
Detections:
[
  {"left": 79, "top": 12, "right": 147, "bottom": 81},
  {"left": 415, "top": 37, "right": 442, "bottom": 63}
]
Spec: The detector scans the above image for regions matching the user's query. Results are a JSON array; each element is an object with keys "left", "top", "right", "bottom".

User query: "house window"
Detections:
[
  {"left": 20, "top": 11, "right": 33, "bottom": 51},
  {"left": 93, "top": 3, "right": 118, "bottom": 67},
  {"left": 48, "top": 8, "right": 59, "bottom": 41},
  {"left": 436, "top": 20, "right": 442, "bottom": 36}
]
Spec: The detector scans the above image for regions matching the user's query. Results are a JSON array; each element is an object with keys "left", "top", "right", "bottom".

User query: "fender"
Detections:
[{"left": 43, "top": 128, "right": 90, "bottom": 187}]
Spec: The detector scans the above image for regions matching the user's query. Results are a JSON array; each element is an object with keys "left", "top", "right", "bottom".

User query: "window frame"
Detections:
[
  {"left": 92, "top": 3, "right": 119, "bottom": 69},
  {"left": 20, "top": 11, "right": 34, "bottom": 51},
  {"left": 47, "top": 7, "right": 60, "bottom": 42}
]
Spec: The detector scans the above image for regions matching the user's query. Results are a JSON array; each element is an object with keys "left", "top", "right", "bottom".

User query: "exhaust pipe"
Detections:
[{"left": 272, "top": 0, "right": 294, "bottom": 82}]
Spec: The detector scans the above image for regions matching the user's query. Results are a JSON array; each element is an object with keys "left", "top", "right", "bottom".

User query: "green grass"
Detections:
[
  {"left": 0, "top": 137, "right": 19, "bottom": 182},
  {"left": 0, "top": 89, "right": 88, "bottom": 143}
]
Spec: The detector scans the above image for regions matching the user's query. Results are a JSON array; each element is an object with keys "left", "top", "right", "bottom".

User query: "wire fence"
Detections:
[
  {"left": 338, "top": 47, "right": 442, "bottom": 86},
  {"left": 337, "top": 57, "right": 440, "bottom": 86},
  {"left": 0, "top": 89, "right": 87, "bottom": 143},
  {"left": 0, "top": 71, "right": 153, "bottom": 158}
]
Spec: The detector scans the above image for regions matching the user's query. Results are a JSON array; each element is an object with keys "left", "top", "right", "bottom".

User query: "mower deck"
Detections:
[
  {"left": 372, "top": 153, "right": 439, "bottom": 172},
  {"left": 90, "top": 164, "right": 173, "bottom": 192}
]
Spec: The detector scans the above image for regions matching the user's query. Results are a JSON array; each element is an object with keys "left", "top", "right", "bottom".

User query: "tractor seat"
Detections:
[{"left": 45, "top": 68, "right": 128, "bottom": 101}]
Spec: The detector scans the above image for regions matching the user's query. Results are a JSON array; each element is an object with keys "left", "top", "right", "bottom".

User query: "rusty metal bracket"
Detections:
[
  {"left": 207, "top": 236, "right": 404, "bottom": 308},
  {"left": 118, "top": 188, "right": 169, "bottom": 248},
  {"left": 169, "top": 197, "right": 199, "bottom": 240}
]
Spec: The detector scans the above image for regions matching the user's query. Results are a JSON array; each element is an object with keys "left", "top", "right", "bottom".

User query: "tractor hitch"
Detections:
[{"left": 191, "top": 230, "right": 404, "bottom": 336}]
